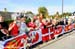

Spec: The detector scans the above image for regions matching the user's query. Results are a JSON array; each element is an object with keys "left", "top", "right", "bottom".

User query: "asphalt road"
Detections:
[
  {"left": 40, "top": 31, "right": 75, "bottom": 49},
  {"left": 33, "top": 31, "right": 75, "bottom": 49}
]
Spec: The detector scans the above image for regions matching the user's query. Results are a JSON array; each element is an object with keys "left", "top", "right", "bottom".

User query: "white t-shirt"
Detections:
[{"left": 19, "top": 22, "right": 28, "bottom": 34}]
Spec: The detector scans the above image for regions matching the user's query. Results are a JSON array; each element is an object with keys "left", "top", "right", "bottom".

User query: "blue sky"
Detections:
[{"left": 0, "top": 0, "right": 75, "bottom": 14}]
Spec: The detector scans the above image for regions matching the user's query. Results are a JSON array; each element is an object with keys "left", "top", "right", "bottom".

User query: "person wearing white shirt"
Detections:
[{"left": 19, "top": 16, "right": 29, "bottom": 35}]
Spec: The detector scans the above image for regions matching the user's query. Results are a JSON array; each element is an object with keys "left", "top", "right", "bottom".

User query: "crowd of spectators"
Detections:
[{"left": 0, "top": 14, "right": 73, "bottom": 41}]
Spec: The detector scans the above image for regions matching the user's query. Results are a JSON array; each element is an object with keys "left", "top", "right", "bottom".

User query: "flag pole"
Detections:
[{"left": 62, "top": 0, "right": 64, "bottom": 18}]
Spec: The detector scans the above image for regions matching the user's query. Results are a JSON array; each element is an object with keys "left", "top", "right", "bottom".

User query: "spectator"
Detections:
[
  {"left": 0, "top": 15, "right": 9, "bottom": 40},
  {"left": 16, "top": 16, "right": 21, "bottom": 28},
  {"left": 68, "top": 18, "right": 71, "bottom": 25},
  {"left": 35, "top": 17, "right": 45, "bottom": 29},
  {"left": 19, "top": 16, "right": 29, "bottom": 35},
  {"left": 51, "top": 19, "right": 59, "bottom": 29},
  {"left": 8, "top": 16, "right": 19, "bottom": 37},
  {"left": 46, "top": 19, "right": 52, "bottom": 28},
  {"left": 34, "top": 17, "right": 40, "bottom": 29},
  {"left": 27, "top": 18, "right": 36, "bottom": 30},
  {"left": 52, "top": 19, "right": 57, "bottom": 26}
]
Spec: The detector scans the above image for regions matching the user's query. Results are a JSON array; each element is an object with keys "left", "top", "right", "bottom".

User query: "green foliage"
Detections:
[
  {"left": 64, "top": 12, "right": 71, "bottom": 16},
  {"left": 61, "top": 12, "right": 72, "bottom": 18},
  {"left": 4, "top": 19, "right": 13, "bottom": 24},
  {"left": 25, "top": 11, "right": 34, "bottom": 15},
  {"left": 25, "top": 18, "right": 31, "bottom": 24},
  {"left": 38, "top": 7, "right": 49, "bottom": 18},
  {"left": 25, "top": 11, "right": 34, "bottom": 18}
]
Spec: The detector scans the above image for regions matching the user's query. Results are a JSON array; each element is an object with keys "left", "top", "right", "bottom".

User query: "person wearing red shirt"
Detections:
[
  {"left": 8, "top": 17, "right": 19, "bottom": 37},
  {"left": 28, "top": 18, "right": 36, "bottom": 30}
]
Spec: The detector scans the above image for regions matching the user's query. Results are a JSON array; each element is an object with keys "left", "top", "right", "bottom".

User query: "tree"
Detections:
[
  {"left": 25, "top": 11, "right": 34, "bottom": 15},
  {"left": 73, "top": 12, "right": 75, "bottom": 16},
  {"left": 25, "top": 11, "right": 34, "bottom": 18},
  {"left": 38, "top": 7, "right": 49, "bottom": 18},
  {"left": 61, "top": 12, "right": 72, "bottom": 18},
  {"left": 4, "top": 8, "right": 7, "bottom": 12}
]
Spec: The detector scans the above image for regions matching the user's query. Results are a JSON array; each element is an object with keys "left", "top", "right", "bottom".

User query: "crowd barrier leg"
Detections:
[{"left": 54, "top": 35, "right": 58, "bottom": 39}]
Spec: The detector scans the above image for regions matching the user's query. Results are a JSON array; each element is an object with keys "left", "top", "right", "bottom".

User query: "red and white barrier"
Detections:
[
  {"left": 0, "top": 23, "right": 75, "bottom": 49},
  {"left": 41, "top": 28, "right": 50, "bottom": 42},
  {"left": 4, "top": 33, "right": 28, "bottom": 49},
  {"left": 29, "top": 30, "right": 42, "bottom": 45},
  {"left": 64, "top": 24, "right": 73, "bottom": 32}
]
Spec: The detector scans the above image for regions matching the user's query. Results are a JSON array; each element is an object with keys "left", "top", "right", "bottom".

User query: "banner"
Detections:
[
  {"left": 29, "top": 29, "right": 42, "bottom": 45},
  {"left": 0, "top": 23, "right": 75, "bottom": 49},
  {"left": 4, "top": 33, "right": 27, "bottom": 49}
]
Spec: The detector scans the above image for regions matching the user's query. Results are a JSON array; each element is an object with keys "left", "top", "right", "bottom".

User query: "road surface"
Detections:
[{"left": 34, "top": 31, "right": 75, "bottom": 49}]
